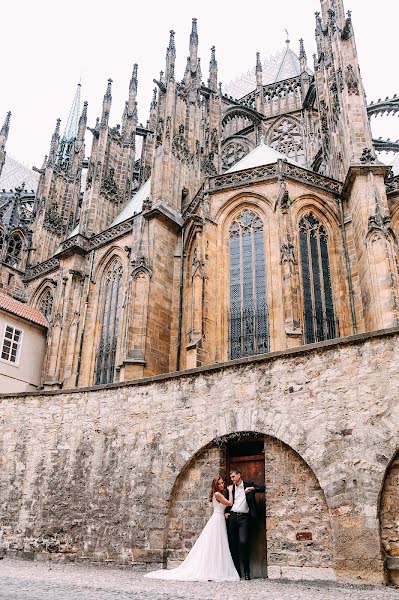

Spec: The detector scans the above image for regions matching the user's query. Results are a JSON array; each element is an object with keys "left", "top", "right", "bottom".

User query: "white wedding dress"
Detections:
[{"left": 145, "top": 495, "right": 239, "bottom": 581}]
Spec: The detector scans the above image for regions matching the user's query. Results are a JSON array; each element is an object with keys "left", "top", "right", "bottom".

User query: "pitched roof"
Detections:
[
  {"left": 225, "top": 139, "right": 297, "bottom": 173},
  {"left": 224, "top": 44, "right": 313, "bottom": 100},
  {"left": 0, "top": 155, "right": 40, "bottom": 193},
  {"left": 110, "top": 177, "right": 151, "bottom": 226},
  {"left": 0, "top": 292, "right": 48, "bottom": 328}
]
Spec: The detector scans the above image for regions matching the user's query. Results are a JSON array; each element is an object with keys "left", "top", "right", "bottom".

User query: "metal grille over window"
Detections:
[
  {"left": 95, "top": 260, "right": 123, "bottom": 385},
  {"left": 229, "top": 209, "right": 269, "bottom": 359},
  {"left": 39, "top": 290, "right": 53, "bottom": 321},
  {"left": 299, "top": 213, "right": 336, "bottom": 344},
  {"left": 5, "top": 233, "right": 23, "bottom": 267},
  {"left": 1, "top": 325, "right": 22, "bottom": 363}
]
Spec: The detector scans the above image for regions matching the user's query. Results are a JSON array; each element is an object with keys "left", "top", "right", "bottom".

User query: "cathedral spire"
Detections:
[
  {"left": 165, "top": 30, "right": 176, "bottom": 81},
  {"left": 208, "top": 46, "right": 218, "bottom": 91},
  {"left": 189, "top": 18, "right": 198, "bottom": 71},
  {"left": 63, "top": 83, "right": 81, "bottom": 142}
]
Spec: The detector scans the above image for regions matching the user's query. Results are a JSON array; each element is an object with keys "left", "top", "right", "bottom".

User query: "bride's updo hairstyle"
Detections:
[{"left": 209, "top": 476, "right": 223, "bottom": 501}]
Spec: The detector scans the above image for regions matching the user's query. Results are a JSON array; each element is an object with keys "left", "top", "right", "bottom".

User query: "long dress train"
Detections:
[{"left": 144, "top": 495, "right": 239, "bottom": 582}]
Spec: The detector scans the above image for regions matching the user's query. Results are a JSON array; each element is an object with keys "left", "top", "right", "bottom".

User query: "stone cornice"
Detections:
[
  {"left": 144, "top": 201, "right": 183, "bottom": 229},
  {"left": 342, "top": 164, "right": 392, "bottom": 199}
]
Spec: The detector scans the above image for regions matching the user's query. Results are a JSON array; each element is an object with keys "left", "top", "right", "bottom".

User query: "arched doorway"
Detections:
[
  {"left": 380, "top": 450, "right": 399, "bottom": 585},
  {"left": 227, "top": 434, "right": 267, "bottom": 578},
  {"left": 164, "top": 432, "right": 334, "bottom": 580}
]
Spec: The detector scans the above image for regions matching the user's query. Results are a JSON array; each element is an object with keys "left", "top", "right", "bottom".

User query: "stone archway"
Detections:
[
  {"left": 380, "top": 450, "right": 399, "bottom": 585},
  {"left": 164, "top": 432, "right": 335, "bottom": 580}
]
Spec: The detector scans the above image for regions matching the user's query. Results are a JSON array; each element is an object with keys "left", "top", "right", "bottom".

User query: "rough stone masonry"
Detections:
[{"left": 1, "top": 328, "right": 399, "bottom": 586}]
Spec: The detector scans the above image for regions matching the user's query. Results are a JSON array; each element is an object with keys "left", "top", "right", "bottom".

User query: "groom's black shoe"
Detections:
[{"left": 244, "top": 572, "right": 251, "bottom": 580}]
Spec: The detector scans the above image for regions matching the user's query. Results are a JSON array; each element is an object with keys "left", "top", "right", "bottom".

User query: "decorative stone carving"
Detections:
[
  {"left": 172, "top": 133, "right": 193, "bottom": 164},
  {"left": 201, "top": 153, "right": 217, "bottom": 177},
  {"left": 142, "top": 197, "right": 152, "bottom": 212},
  {"left": 101, "top": 167, "right": 119, "bottom": 203},
  {"left": 221, "top": 140, "right": 249, "bottom": 171},
  {"left": 131, "top": 255, "right": 152, "bottom": 277},
  {"left": 346, "top": 65, "right": 359, "bottom": 96},
  {"left": 269, "top": 119, "right": 305, "bottom": 165},
  {"left": 280, "top": 236, "right": 296, "bottom": 264},
  {"left": 360, "top": 148, "right": 376, "bottom": 164}
]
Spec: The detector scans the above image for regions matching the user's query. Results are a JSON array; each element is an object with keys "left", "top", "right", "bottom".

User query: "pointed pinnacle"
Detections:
[
  {"left": 168, "top": 30, "right": 176, "bottom": 52},
  {"left": 210, "top": 46, "right": 217, "bottom": 67},
  {"left": 54, "top": 118, "right": 61, "bottom": 136},
  {"left": 256, "top": 52, "right": 262, "bottom": 72},
  {"left": 299, "top": 38, "right": 307, "bottom": 59},
  {"left": 191, "top": 17, "right": 198, "bottom": 36},
  {"left": 131, "top": 63, "right": 138, "bottom": 88},
  {"left": 1, "top": 111, "right": 11, "bottom": 138},
  {"left": 104, "top": 78, "right": 113, "bottom": 101}
]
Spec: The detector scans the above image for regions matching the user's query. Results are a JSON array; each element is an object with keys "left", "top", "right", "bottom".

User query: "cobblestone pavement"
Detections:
[{"left": 1, "top": 558, "right": 399, "bottom": 600}]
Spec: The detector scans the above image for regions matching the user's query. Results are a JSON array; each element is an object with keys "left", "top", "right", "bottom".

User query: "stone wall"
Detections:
[
  {"left": 265, "top": 438, "right": 334, "bottom": 580},
  {"left": 165, "top": 446, "right": 224, "bottom": 564},
  {"left": 2, "top": 328, "right": 399, "bottom": 584}
]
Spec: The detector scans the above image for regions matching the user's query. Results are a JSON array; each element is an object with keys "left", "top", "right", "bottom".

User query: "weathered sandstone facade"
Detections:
[{"left": 1, "top": 328, "right": 399, "bottom": 585}]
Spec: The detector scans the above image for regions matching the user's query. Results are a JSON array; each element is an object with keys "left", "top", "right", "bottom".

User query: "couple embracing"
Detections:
[{"left": 145, "top": 468, "right": 265, "bottom": 582}]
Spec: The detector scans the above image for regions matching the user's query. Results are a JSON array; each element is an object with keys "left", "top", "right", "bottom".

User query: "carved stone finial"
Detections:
[{"left": 360, "top": 148, "right": 376, "bottom": 164}]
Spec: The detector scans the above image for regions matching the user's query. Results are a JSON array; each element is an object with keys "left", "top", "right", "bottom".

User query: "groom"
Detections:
[{"left": 226, "top": 468, "right": 265, "bottom": 580}]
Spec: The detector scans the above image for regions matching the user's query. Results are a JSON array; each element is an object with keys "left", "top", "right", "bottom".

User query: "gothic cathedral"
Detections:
[{"left": 1, "top": 0, "right": 399, "bottom": 390}]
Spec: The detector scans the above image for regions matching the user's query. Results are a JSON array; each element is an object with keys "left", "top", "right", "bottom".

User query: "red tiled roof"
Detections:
[{"left": 0, "top": 292, "right": 48, "bottom": 328}]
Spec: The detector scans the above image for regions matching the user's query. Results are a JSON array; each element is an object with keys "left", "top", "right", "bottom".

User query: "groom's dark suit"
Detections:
[{"left": 226, "top": 480, "right": 265, "bottom": 578}]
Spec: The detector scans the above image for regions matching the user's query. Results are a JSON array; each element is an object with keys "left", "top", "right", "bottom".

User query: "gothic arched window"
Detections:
[
  {"left": 5, "top": 233, "right": 23, "bottom": 267},
  {"left": 269, "top": 119, "right": 305, "bottom": 165},
  {"left": 39, "top": 289, "right": 54, "bottom": 321},
  {"left": 229, "top": 209, "right": 269, "bottom": 359},
  {"left": 299, "top": 213, "right": 336, "bottom": 344},
  {"left": 95, "top": 259, "right": 123, "bottom": 385}
]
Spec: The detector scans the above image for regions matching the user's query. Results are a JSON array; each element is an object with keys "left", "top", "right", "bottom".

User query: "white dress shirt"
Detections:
[{"left": 231, "top": 481, "right": 249, "bottom": 513}]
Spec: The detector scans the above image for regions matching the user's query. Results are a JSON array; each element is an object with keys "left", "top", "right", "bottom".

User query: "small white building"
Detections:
[{"left": 0, "top": 292, "right": 47, "bottom": 392}]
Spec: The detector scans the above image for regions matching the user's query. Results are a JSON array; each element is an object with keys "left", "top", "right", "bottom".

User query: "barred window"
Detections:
[
  {"left": 39, "top": 289, "right": 54, "bottom": 321},
  {"left": 1, "top": 325, "right": 22, "bottom": 364},
  {"left": 229, "top": 209, "right": 269, "bottom": 359},
  {"left": 5, "top": 233, "right": 23, "bottom": 267},
  {"left": 299, "top": 213, "right": 336, "bottom": 344},
  {"left": 95, "top": 259, "right": 123, "bottom": 385}
]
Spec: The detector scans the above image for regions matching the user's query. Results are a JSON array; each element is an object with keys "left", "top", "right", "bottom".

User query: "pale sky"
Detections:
[{"left": 2, "top": 0, "right": 398, "bottom": 167}]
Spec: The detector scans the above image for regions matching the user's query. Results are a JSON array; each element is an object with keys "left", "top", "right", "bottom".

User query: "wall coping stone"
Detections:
[{"left": 2, "top": 325, "right": 399, "bottom": 400}]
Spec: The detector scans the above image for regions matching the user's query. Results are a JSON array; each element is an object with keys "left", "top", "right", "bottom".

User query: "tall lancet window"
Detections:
[
  {"left": 229, "top": 209, "right": 269, "bottom": 359},
  {"left": 95, "top": 259, "right": 123, "bottom": 385},
  {"left": 299, "top": 213, "right": 336, "bottom": 344}
]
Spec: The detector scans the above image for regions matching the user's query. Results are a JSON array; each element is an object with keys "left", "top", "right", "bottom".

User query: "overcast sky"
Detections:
[{"left": 2, "top": 0, "right": 398, "bottom": 167}]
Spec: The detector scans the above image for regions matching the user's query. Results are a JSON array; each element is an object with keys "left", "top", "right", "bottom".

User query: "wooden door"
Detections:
[{"left": 228, "top": 454, "right": 267, "bottom": 578}]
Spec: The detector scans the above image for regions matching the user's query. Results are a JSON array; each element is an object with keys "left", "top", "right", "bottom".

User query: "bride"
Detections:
[{"left": 145, "top": 476, "right": 239, "bottom": 581}]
